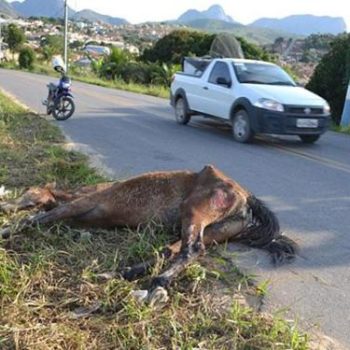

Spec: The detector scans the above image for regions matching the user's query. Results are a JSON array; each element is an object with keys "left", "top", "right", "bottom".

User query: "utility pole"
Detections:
[
  {"left": 0, "top": 18, "right": 4, "bottom": 61},
  {"left": 340, "top": 81, "right": 350, "bottom": 127},
  {"left": 0, "top": 20, "right": 2, "bottom": 60},
  {"left": 63, "top": 0, "right": 68, "bottom": 72}
]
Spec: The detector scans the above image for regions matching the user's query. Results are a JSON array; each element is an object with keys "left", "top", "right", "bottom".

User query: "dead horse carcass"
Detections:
[{"left": 0, "top": 165, "right": 298, "bottom": 293}]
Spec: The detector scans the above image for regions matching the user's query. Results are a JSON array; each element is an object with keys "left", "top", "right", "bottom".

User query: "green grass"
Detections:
[
  {"left": 0, "top": 92, "right": 104, "bottom": 188},
  {"left": 74, "top": 74, "right": 169, "bottom": 98},
  {"left": 332, "top": 123, "right": 350, "bottom": 135},
  {"left": 0, "top": 91, "right": 310, "bottom": 349}
]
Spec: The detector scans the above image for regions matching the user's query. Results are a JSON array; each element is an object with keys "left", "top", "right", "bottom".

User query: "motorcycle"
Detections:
[{"left": 43, "top": 58, "right": 75, "bottom": 121}]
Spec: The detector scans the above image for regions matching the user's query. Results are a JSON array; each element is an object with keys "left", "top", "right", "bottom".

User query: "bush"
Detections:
[
  {"left": 99, "top": 61, "right": 176, "bottom": 86},
  {"left": 96, "top": 31, "right": 270, "bottom": 87},
  {"left": 116, "top": 61, "right": 152, "bottom": 84},
  {"left": 18, "top": 47, "right": 36, "bottom": 69},
  {"left": 236, "top": 36, "right": 271, "bottom": 61},
  {"left": 306, "top": 34, "right": 350, "bottom": 124}
]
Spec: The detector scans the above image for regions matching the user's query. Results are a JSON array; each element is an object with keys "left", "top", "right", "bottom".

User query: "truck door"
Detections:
[{"left": 202, "top": 62, "right": 234, "bottom": 119}]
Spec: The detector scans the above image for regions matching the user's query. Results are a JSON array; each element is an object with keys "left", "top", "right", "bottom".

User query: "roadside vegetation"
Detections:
[
  {"left": 1, "top": 23, "right": 350, "bottom": 128},
  {"left": 0, "top": 92, "right": 310, "bottom": 349},
  {"left": 332, "top": 124, "right": 350, "bottom": 135},
  {"left": 0, "top": 27, "right": 270, "bottom": 100},
  {"left": 307, "top": 33, "right": 350, "bottom": 125}
]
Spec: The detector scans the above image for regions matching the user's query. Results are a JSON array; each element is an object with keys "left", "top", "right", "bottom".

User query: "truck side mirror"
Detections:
[{"left": 216, "top": 77, "right": 232, "bottom": 87}]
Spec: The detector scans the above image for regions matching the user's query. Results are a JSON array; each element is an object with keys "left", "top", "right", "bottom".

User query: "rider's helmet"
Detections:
[{"left": 52, "top": 56, "right": 66, "bottom": 74}]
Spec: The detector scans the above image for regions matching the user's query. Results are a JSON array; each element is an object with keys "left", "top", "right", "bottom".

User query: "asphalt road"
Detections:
[{"left": 1, "top": 69, "right": 350, "bottom": 347}]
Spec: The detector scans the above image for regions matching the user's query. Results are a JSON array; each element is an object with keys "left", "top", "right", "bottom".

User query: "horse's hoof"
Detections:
[
  {"left": 131, "top": 289, "right": 149, "bottom": 303},
  {"left": 0, "top": 202, "right": 16, "bottom": 213},
  {"left": 0, "top": 186, "right": 11, "bottom": 198},
  {"left": 69, "top": 301, "right": 101, "bottom": 319},
  {"left": 96, "top": 271, "right": 116, "bottom": 281},
  {"left": 147, "top": 286, "right": 169, "bottom": 308},
  {"left": 0, "top": 226, "right": 11, "bottom": 239}
]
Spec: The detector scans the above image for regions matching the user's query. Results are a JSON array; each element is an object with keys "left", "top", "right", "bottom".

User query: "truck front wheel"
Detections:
[
  {"left": 232, "top": 109, "right": 254, "bottom": 143},
  {"left": 299, "top": 134, "right": 320, "bottom": 143},
  {"left": 175, "top": 97, "right": 191, "bottom": 125}
]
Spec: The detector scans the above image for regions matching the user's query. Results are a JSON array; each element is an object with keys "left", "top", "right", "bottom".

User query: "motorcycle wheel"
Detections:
[{"left": 52, "top": 96, "right": 75, "bottom": 121}]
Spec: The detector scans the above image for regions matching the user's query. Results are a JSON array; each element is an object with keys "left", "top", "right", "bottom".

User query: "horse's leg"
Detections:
[
  {"left": 0, "top": 194, "right": 105, "bottom": 239},
  {"left": 0, "top": 186, "right": 58, "bottom": 213},
  {"left": 0, "top": 182, "right": 114, "bottom": 213},
  {"left": 123, "top": 240, "right": 182, "bottom": 281},
  {"left": 148, "top": 177, "right": 243, "bottom": 294},
  {"left": 141, "top": 214, "right": 248, "bottom": 306},
  {"left": 124, "top": 216, "right": 248, "bottom": 281}
]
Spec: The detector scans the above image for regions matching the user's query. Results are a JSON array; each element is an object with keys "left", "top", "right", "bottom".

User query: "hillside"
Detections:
[
  {"left": 8, "top": 0, "right": 129, "bottom": 25},
  {"left": 181, "top": 19, "right": 300, "bottom": 45},
  {"left": 175, "top": 5, "right": 347, "bottom": 42},
  {"left": 251, "top": 15, "right": 347, "bottom": 35},
  {"left": 72, "top": 9, "right": 129, "bottom": 26},
  {"left": 11, "top": 0, "right": 75, "bottom": 17},
  {"left": 0, "top": 0, "right": 17, "bottom": 17},
  {"left": 174, "top": 4, "right": 301, "bottom": 44}
]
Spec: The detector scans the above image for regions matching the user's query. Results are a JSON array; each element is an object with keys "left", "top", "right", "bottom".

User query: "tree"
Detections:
[
  {"left": 4, "top": 24, "right": 25, "bottom": 54},
  {"left": 141, "top": 30, "right": 215, "bottom": 64},
  {"left": 236, "top": 37, "right": 271, "bottom": 61},
  {"left": 306, "top": 34, "right": 350, "bottom": 124},
  {"left": 18, "top": 47, "right": 36, "bottom": 69},
  {"left": 40, "top": 35, "right": 64, "bottom": 61},
  {"left": 141, "top": 30, "right": 270, "bottom": 65}
]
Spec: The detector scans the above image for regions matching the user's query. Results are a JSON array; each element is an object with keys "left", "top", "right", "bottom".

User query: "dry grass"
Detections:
[{"left": 0, "top": 91, "right": 309, "bottom": 349}]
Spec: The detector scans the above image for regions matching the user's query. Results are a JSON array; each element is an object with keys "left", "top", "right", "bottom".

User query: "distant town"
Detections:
[
  {"left": 0, "top": 17, "right": 180, "bottom": 57},
  {"left": 0, "top": 15, "right": 336, "bottom": 84}
]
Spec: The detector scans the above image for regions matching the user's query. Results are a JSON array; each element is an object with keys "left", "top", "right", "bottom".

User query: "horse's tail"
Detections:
[{"left": 237, "top": 195, "right": 298, "bottom": 265}]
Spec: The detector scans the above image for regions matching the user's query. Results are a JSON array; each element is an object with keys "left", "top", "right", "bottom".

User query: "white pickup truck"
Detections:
[{"left": 170, "top": 57, "right": 331, "bottom": 143}]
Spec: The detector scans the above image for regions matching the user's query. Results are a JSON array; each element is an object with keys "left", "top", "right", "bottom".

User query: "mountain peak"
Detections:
[
  {"left": 0, "top": 0, "right": 18, "bottom": 17},
  {"left": 6, "top": 0, "right": 129, "bottom": 25},
  {"left": 207, "top": 4, "right": 225, "bottom": 13},
  {"left": 178, "top": 4, "right": 235, "bottom": 23},
  {"left": 11, "top": 0, "right": 76, "bottom": 18}
]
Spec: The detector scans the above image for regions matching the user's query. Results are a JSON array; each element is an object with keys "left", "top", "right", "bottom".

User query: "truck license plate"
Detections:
[{"left": 297, "top": 118, "right": 318, "bottom": 128}]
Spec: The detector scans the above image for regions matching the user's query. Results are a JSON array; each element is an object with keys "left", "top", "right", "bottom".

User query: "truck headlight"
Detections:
[
  {"left": 254, "top": 98, "right": 284, "bottom": 112},
  {"left": 323, "top": 102, "right": 331, "bottom": 114}
]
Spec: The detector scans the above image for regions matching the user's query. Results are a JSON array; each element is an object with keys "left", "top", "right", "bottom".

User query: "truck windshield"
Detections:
[{"left": 233, "top": 62, "right": 296, "bottom": 86}]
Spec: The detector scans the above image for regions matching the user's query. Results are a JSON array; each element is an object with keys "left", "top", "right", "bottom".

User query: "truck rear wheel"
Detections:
[
  {"left": 232, "top": 109, "right": 254, "bottom": 143},
  {"left": 175, "top": 97, "right": 191, "bottom": 125}
]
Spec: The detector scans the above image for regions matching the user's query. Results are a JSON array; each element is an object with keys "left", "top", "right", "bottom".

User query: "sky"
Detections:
[{"left": 9, "top": 0, "right": 350, "bottom": 30}]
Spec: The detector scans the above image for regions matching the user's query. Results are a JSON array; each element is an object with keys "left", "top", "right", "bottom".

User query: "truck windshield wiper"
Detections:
[
  {"left": 240, "top": 80, "right": 265, "bottom": 84},
  {"left": 266, "top": 81, "right": 295, "bottom": 86},
  {"left": 242, "top": 80, "right": 295, "bottom": 86}
]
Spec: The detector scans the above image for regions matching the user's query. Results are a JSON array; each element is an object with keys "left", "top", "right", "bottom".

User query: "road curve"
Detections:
[{"left": 1, "top": 69, "right": 350, "bottom": 347}]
